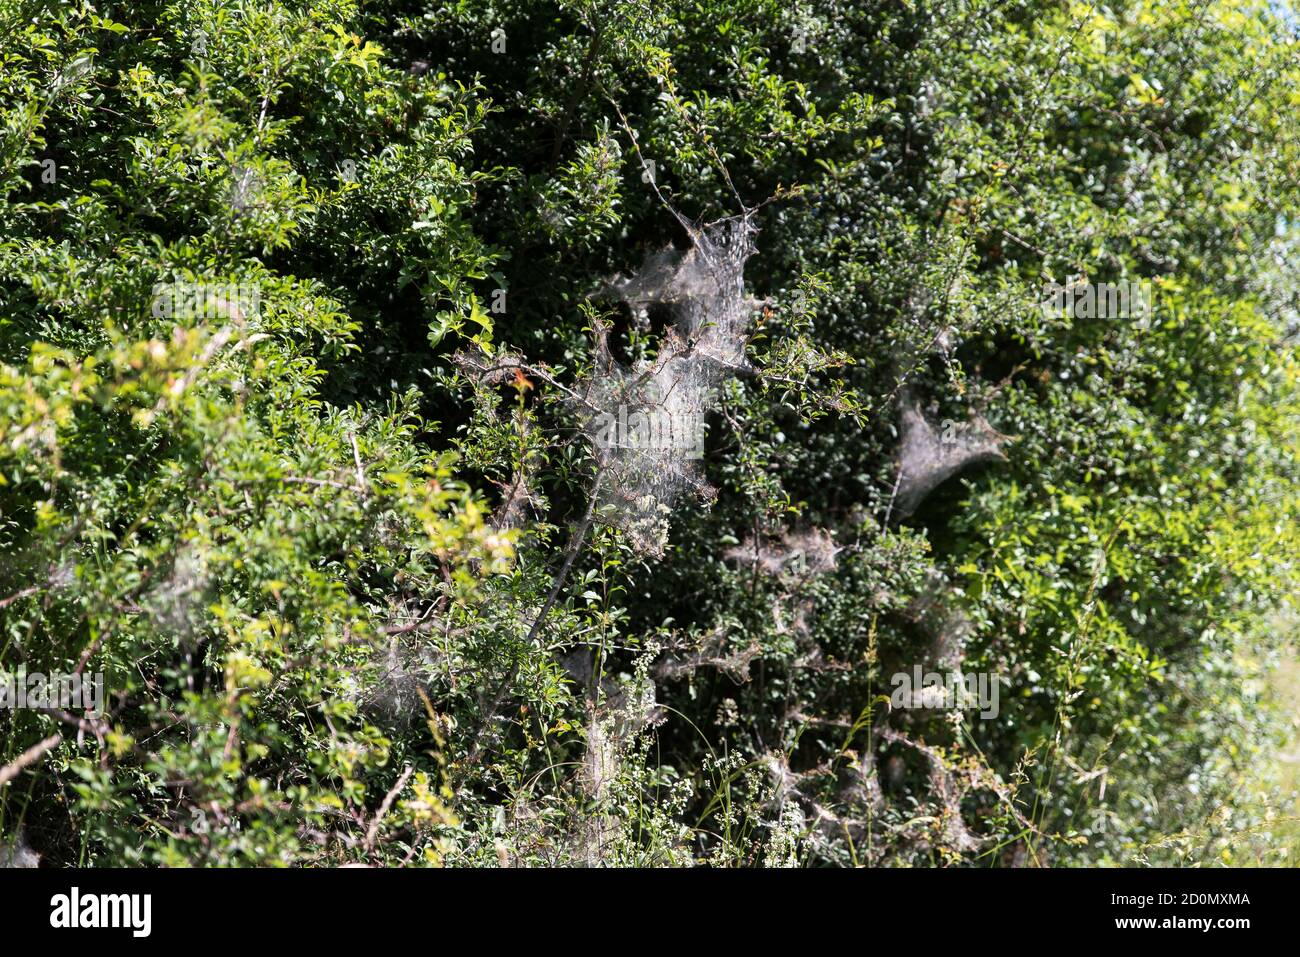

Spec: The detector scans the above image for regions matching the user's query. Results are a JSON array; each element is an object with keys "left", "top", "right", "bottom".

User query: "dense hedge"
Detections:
[{"left": 2, "top": 0, "right": 1299, "bottom": 866}]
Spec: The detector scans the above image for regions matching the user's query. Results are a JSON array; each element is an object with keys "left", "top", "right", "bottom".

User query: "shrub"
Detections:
[{"left": 2, "top": 0, "right": 1298, "bottom": 866}]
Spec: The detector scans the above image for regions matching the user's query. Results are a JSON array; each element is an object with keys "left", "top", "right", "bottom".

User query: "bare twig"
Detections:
[
  {"left": 365, "top": 764, "right": 415, "bottom": 853},
  {"left": 0, "top": 586, "right": 38, "bottom": 610},
  {"left": 0, "top": 734, "right": 63, "bottom": 787}
]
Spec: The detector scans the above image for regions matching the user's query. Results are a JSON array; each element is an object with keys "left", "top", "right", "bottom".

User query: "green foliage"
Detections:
[{"left": 2, "top": 0, "right": 1299, "bottom": 866}]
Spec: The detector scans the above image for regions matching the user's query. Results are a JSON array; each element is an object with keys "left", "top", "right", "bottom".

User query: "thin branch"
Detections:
[
  {"left": 0, "top": 734, "right": 63, "bottom": 787},
  {"left": 0, "top": 586, "right": 38, "bottom": 610},
  {"left": 464, "top": 470, "right": 606, "bottom": 764},
  {"left": 365, "top": 764, "right": 415, "bottom": 853}
]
